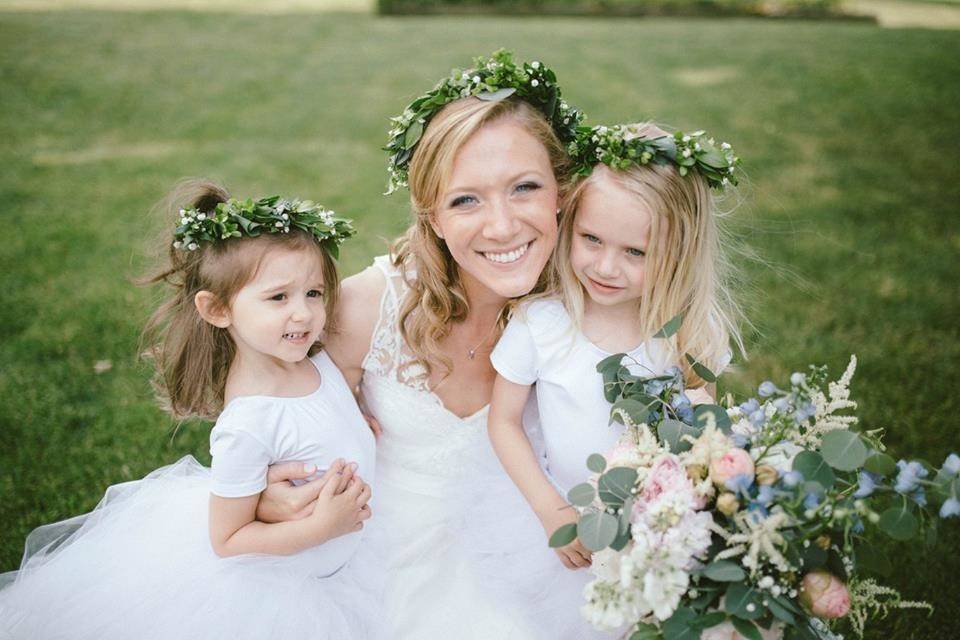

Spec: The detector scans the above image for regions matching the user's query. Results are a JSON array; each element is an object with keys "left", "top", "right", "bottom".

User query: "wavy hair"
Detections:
[
  {"left": 391, "top": 97, "right": 571, "bottom": 379},
  {"left": 140, "top": 179, "right": 341, "bottom": 420},
  {"left": 547, "top": 124, "right": 746, "bottom": 386}
]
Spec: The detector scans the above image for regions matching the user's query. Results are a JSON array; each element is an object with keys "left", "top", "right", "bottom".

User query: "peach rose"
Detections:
[
  {"left": 799, "top": 571, "right": 851, "bottom": 619},
  {"left": 710, "top": 447, "right": 755, "bottom": 488}
]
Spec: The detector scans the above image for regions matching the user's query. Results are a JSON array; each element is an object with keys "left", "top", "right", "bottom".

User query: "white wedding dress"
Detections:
[{"left": 360, "top": 256, "right": 608, "bottom": 640}]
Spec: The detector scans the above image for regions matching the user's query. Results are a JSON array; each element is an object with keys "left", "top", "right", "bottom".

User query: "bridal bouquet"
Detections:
[{"left": 550, "top": 337, "right": 958, "bottom": 640}]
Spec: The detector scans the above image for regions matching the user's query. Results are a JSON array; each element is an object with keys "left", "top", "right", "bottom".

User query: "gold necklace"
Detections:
[{"left": 465, "top": 314, "right": 503, "bottom": 360}]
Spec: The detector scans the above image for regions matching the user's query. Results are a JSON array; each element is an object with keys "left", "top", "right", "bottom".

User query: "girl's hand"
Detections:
[
  {"left": 363, "top": 413, "right": 383, "bottom": 440},
  {"left": 256, "top": 459, "right": 354, "bottom": 523},
  {"left": 307, "top": 472, "right": 373, "bottom": 543},
  {"left": 685, "top": 387, "right": 714, "bottom": 406},
  {"left": 542, "top": 507, "right": 592, "bottom": 570}
]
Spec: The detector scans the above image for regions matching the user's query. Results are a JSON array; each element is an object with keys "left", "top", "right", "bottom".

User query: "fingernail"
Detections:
[
  {"left": 348, "top": 462, "right": 359, "bottom": 472},
  {"left": 303, "top": 463, "right": 316, "bottom": 473}
]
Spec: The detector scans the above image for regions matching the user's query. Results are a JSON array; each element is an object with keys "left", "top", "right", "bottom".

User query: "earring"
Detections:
[{"left": 556, "top": 208, "right": 561, "bottom": 216}]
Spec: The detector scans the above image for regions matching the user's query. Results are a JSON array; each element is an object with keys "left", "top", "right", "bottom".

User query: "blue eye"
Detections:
[
  {"left": 627, "top": 248, "right": 646, "bottom": 257},
  {"left": 515, "top": 181, "right": 540, "bottom": 194},
  {"left": 306, "top": 289, "right": 324, "bottom": 298},
  {"left": 450, "top": 195, "right": 477, "bottom": 208}
]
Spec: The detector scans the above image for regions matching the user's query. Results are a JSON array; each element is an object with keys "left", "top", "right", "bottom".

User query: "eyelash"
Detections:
[
  {"left": 270, "top": 290, "right": 324, "bottom": 301},
  {"left": 448, "top": 182, "right": 541, "bottom": 208},
  {"left": 582, "top": 235, "right": 645, "bottom": 257}
]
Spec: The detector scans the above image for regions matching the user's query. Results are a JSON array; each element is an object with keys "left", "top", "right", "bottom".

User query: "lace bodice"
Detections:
[{"left": 360, "top": 256, "right": 507, "bottom": 493}]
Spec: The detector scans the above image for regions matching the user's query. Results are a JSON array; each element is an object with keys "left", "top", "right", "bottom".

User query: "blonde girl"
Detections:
[
  {"left": 488, "top": 123, "right": 744, "bottom": 575},
  {"left": 0, "top": 181, "right": 385, "bottom": 640}
]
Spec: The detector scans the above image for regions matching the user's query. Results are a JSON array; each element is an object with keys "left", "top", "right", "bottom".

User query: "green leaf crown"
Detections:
[
  {"left": 385, "top": 49, "right": 585, "bottom": 195},
  {"left": 173, "top": 195, "right": 356, "bottom": 260},
  {"left": 569, "top": 123, "right": 741, "bottom": 189}
]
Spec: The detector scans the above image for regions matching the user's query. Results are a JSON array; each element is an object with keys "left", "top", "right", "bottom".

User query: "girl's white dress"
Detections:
[
  {"left": 360, "top": 256, "right": 606, "bottom": 640},
  {"left": 0, "top": 351, "right": 385, "bottom": 640}
]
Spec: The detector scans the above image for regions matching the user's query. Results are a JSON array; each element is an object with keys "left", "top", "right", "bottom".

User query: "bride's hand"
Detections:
[
  {"left": 256, "top": 459, "right": 355, "bottom": 523},
  {"left": 363, "top": 413, "right": 383, "bottom": 440},
  {"left": 543, "top": 507, "right": 592, "bottom": 570}
]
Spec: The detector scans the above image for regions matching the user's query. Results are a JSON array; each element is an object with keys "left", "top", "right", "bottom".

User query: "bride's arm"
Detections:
[
  {"left": 255, "top": 266, "right": 386, "bottom": 524},
  {"left": 488, "top": 375, "right": 592, "bottom": 570}
]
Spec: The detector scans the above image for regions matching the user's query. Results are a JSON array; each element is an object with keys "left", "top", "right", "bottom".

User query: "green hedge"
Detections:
[{"left": 377, "top": 0, "right": 847, "bottom": 18}]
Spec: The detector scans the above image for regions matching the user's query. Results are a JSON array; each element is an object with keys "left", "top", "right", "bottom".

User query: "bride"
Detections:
[{"left": 257, "top": 53, "right": 606, "bottom": 639}]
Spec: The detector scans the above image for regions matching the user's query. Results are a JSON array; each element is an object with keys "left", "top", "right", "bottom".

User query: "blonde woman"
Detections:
[{"left": 256, "top": 53, "right": 602, "bottom": 638}]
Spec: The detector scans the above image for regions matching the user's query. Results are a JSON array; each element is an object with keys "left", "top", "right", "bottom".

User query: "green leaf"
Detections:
[
  {"left": 611, "top": 397, "right": 653, "bottom": 425},
  {"left": 598, "top": 467, "right": 638, "bottom": 508},
  {"left": 587, "top": 453, "right": 607, "bottom": 474},
  {"left": 690, "top": 611, "right": 726, "bottom": 629},
  {"left": 661, "top": 608, "right": 699, "bottom": 640},
  {"left": 577, "top": 511, "right": 619, "bottom": 551},
  {"left": 654, "top": 313, "right": 683, "bottom": 338},
  {"left": 568, "top": 482, "right": 596, "bottom": 507},
  {"left": 792, "top": 451, "right": 836, "bottom": 489},
  {"left": 685, "top": 353, "right": 717, "bottom": 383},
  {"left": 879, "top": 504, "right": 919, "bottom": 541},
  {"left": 658, "top": 419, "right": 701, "bottom": 453},
  {"left": 476, "top": 87, "right": 516, "bottom": 102},
  {"left": 548, "top": 522, "right": 577, "bottom": 548},
  {"left": 731, "top": 618, "right": 763, "bottom": 640},
  {"left": 723, "top": 582, "right": 763, "bottom": 620},
  {"left": 701, "top": 560, "right": 747, "bottom": 582},
  {"left": 864, "top": 452, "right": 897, "bottom": 477},
  {"left": 766, "top": 597, "right": 796, "bottom": 625},
  {"left": 693, "top": 404, "right": 732, "bottom": 433},
  {"left": 629, "top": 622, "right": 662, "bottom": 640},
  {"left": 403, "top": 119, "right": 424, "bottom": 150},
  {"left": 820, "top": 430, "right": 869, "bottom": 471},
  {"left": 596, "top": 353, "right": 626, "bottom": 375}
]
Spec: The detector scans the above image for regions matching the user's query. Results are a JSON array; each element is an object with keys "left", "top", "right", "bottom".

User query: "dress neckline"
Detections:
[{"left": 222, "top": 355, "right": 325, "bottom": 408}]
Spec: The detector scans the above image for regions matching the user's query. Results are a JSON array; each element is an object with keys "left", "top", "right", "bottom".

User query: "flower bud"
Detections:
[
  {"left": 755, "top": 465, "right": 778, "bottom": 486},
  {"left": 710, "top": 448, "right": 755, "bottom": 487},
  {"left": 716, "top": 492, "right": 740, "bottom": 516},
  {"left": 687, "top": 464, "right": 706, "bottom": 481},
  {"left": 799, "top": 571, "right": 850, "bottom": 619},
  {"left": 815, "top": 534, "right": 832, "bottom": 550}
]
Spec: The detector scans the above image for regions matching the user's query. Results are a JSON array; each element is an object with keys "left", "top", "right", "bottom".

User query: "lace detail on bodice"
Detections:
[{"left": 360, "top": 256, "right": 498, "bottom": 488}]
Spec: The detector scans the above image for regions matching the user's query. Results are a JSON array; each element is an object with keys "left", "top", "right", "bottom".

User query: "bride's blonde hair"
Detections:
[
  {"left": 391, "top": 96, "right": 571, "bottom": 378},
  {"left": 547, "top": 124, "right": 745, "bottom": 386}
]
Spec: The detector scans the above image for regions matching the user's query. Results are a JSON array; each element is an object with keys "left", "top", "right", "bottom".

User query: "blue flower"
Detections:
[
  {"left": 790, "top": 372, "right": 805, "bottom": 386},
  {"left": 749, "top": 409, "right": 767, "bottom": 428},
  {"left": 803, "top": 492, "right": 821, "bottom": 510},
  {"left": 725, "top": 474, "right": 754, "bottom": 497},
  {"left": 773, "top": 397, "right": 792, "bottom": 413},
  {"left": 852, "top": 516, "right": 865, "bottom": 533},
  {"left": 894, "top": 460, "right": 929, "bottom": 495},
  {"left": 676, "top": 405, "right": 694, "bottom": 423},
  {"left": 853, "top": 470, "right": 880, "bottom": 498},
  {"left": 910, "top": 488, "right": 927, "bottom": 507},
  {"left": 739, "top": 398, "right": 760, "bottom": 414},
  {"left": 731, "top": 433, "right": 750, "bottom": 448},
  {"left": 671, "top": 393, "right": 691, "bottom": 410},
  {"left": 794, "top": 402, "right": 817, "bottom": 422},
  {"left": 940, "top": 497, "right": 960, "bottom": 519},
  {"left": 781, "top": 471, "right": 803, "bottom": 489},
  {"left": 758, "top": 381, "right": 777, "bottom": 397},
  {"left": 755, "top": 485, "right": 776, "bottom": 506},
  {"left": 943, "top": 453, "right": 960, "bottom": 477}
]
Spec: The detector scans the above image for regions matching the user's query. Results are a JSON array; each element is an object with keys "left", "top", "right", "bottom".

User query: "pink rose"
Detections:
[
  {"left": 799, "top": 571, "right": 851, "bottom": 619},
  {"left": 709, "top": 447, "right": 755, "bottom": 488},
  {"left": 702, "top": 620, "right": 783, "bottom": 640}
]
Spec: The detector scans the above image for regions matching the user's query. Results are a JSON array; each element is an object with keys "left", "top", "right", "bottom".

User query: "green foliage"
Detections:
[{"left": 820, "top": 429, "right": 869, "bottom": 471}]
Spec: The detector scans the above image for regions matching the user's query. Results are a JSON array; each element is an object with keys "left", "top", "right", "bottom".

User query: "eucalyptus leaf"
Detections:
[
  {"left": 694, "top": 404, "right": 732, "bottom": 433},
  {"left": 587, "top": 453, "right": 607, "bottom": 474},
  {"left": 567, "top": 482, "right": 596, "bottom": 507},
  {"left": 653, "top": 313, "right": 683, "bottom": 339},
  {"left": 629, "top": 623, "right": 662, "bottom": 640},
  {"left": 820, "top": 430, "right": 869, "bottom": 471},
  {"left": 661, "top": 608, "right": 699, "bottom": 640},
  {"left": 476, "top": 87, "right": 516, "bottom": 102},
  {"left": 548, "top": 522, "right": 577, "bottom": 548},
  {"left": 611, "top": 398, "right": 652, "bottom": 425},
  {"left": 685, "top": 353, "right": 718, "bottom": 383},
  {"left": 598, "top": 467, "right": 638, "bottom": 508},
  {"left": 879, "top": 504, "right": 919, "bottom": 541},
  {"left": 596, "top": 353, "right": 625, "bottom": 375},
  {"left": 731, "top": 618, "right": 763, "bottom": 640},
  {"left": 658, "top": 419, "right": 700, "bottom": 453},
  {"left": 702, "top": 560, "right": 746, "bottom": 582},
  {"left": 766, "top": 597, "right": 796, "bottom": 625},
  {"left": 403, "top": 119, "right": 424, "bottom": 150},
  {"left": 577, "top": 511, "right": 619, "bottom": 551},
  {"left": 792, "top": 451, "right": 836, "bottom": 489},
  {"left": 723, "top": 582, "right": 763, "bottom": 620},
  {"left": 864, "top": 452, "right": 897, "bottom": 477},
  {"left": 690, "top": 611, "right": 726, "bottom": 629}
]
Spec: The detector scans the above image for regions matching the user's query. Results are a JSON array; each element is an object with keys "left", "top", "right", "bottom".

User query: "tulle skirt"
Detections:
[
  {"left": 376, "top": 462, "right": 611, "bottom": 640},
  {"left": 0, "top": 456, "right": 386, "bottom": 640}
]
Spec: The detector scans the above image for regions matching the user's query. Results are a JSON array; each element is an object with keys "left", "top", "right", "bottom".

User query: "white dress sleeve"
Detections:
[
  {"left": 209, "top": 404, "right": 277, "bottom": 498},
  {"left": 490, "top": 311, "right": 538, "bottom": 386}
]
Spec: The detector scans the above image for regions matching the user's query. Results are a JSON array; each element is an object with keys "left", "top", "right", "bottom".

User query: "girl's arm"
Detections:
[
  {"left": 488, "top": 375, "right": 592, "bottom": 570},
  {"left": 211, "top": 463, "right": 371, "bottom": 557}
]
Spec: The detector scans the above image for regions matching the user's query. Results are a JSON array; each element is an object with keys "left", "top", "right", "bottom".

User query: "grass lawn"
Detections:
[{"left": 1, "top": 8, "right": 958, "bottom": 638}]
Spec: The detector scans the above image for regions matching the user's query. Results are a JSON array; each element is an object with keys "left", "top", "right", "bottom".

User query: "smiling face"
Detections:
[
  {"left": 224, "top": 245, "right": 328, "bottom": 365},
  {"left": 569, "top": 166, "right": 654, "bottom": 313},
  {"left": 430, "top": 116, "right": 560, "bottom": 301}
]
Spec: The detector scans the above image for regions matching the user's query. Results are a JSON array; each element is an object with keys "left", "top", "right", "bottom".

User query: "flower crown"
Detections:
[
  {"left": 173, "top": 195, "right": 356, "bottom": 259},
  {"left": 384, "top": 49, "right": 585, "bottom": 194},
  {"left": 569, "top": 124, "right": 741, "bottom": 189}
]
